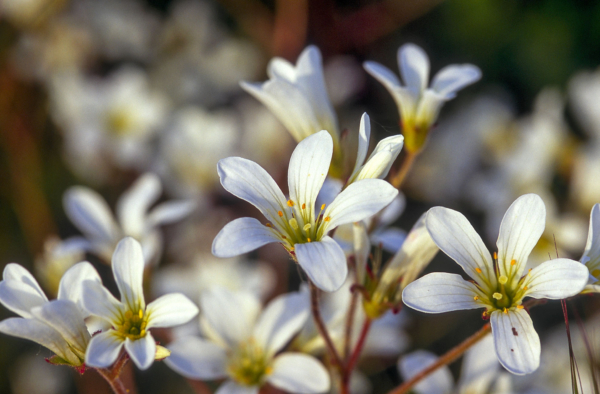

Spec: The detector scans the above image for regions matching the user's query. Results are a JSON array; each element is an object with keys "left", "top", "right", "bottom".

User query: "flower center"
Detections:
[
  {"left": 227, "top": 340, "right": 271, "bottom": 387},
  {"left": 116, "top": 308, "right": 148, "bottom": 340},
  {"left": 106, "top": 109, "right": 135, "bottom": 137},
  {"left": 270, "top": 200, "right": 331, "bottom": 252}
]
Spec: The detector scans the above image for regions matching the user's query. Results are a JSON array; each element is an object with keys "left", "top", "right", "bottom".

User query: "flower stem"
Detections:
[
  {"left": 309, "top": 280, "right": 344, "bottom": 370},
  {"left": 341, "top": 318, "right": 372, "bottom": 393},
  {"left": 387, "top": 323, "right": 491, "bottom": 394},
  {"left": 343, "top": 288, "right": 359, "bottom": 360},
  {"left": 95, "top": 353, "right": 130, "bottom": 394},
  {"left": 390, "top": 150, "right": 418, "bottom": 189}
]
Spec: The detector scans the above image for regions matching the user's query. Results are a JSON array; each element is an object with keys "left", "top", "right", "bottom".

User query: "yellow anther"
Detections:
[
  {"left": 302, "top": 203, "right": 306, "bottom": 209},
  {"left": 499, "top": 275, "right": 508, "bottom": 285},
  {"left": 592, "top": 269, "right": 600, "bottom": 278},
  {"left": 492, "top": 292, "right": 503, "bottom": 300},
  {"left": 503, "top": 308, "right": 508, "bottom": 314},
  {"left": 303, "top": 223, "right": 312, "bottom": 232},
  {"left": 266, "top": 223, "right": 272, "bottom": 227},
  {"left": 140, "top": 329, "right": 146, "bottom": 336},
  {"left": 278, "top": 211, "right": 283, "bottom": 217},
  {"left": 307, "top": 238, "right": 312, "bottom": 242},
  {"left": 132, "top": 315, "right": 140, "bottom": 323},
  {"left": 139, "top": 309, "right": 143, "bottom": 319},
  {"left": 473, "top": 296, "right": 479, "bottom": 301},
  {"left": 265, "top": 366, "right": 273, "bottom": 375},
  {"left": 321, "top": 204, "right": 326, "bottom": 210},
  {"left": 287, "top": 200, "right": 295, "bottom": 207},
  {"left": 289, "top": 218, "right": 299, "bottom": 230},
  {"left": 475, "top": 267, "right": 482, "bottom": 273},
  {"left": 289, "top": 247, "right": 294, "bottom": 252},
  {"left": 517, "top": 305, "right": 524, "bottom": 309},
  {"left": 324, "top": 216, "right": 331, "bottom": 222},
  {"left": 510, "top": 259, "right": 517, "bottom": 266},
  {"left": 528, "top": 269, "right": 532, "bottom": 276},
  {"left": 125, "top": 310, "right": 133, "bottom": 319},
  {"left": 523, "top": 285, "right": 528, "bottom": 291},
  {"left": 493, "top": 251, "right": 497, "bottom": 260}
]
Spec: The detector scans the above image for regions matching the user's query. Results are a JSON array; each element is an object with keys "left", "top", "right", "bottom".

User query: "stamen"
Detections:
[
  {"left": 287, "top": 200, "right": 295, "bottom": 207},
  {"left": 289, "top": 218, "right": 299, "bottom": 230},
  {"left": 499, "top": 275, "right": 508, "bottom": 285},
  {"left": 493, "top": 251, "right": 497, "bottom": 260},
  {"left": 321, "top": 204, "right": 326, "bottom": 210},
  {"left": 475, "top": 267, "right": 482, "bottom": 273},
  {"left": 503, "top": 308, "right": 508, "bottom": 314},
  {"left": 517, "top": 305, "right": 524, "bottom": 309},
  {"left": 523, "top": 285, "right": 528, "bottom": 291},
  {"left": 510, "top": 259, "right": 517, "bottom": 266},
  {"left": 492, "top": 292, "right": 503, "bottom": 300},
  {"left": 303, "top": 223, "right": 312, "bottom": 232},
  {"left": 265, "top": 223, "right": 272, "bottom": 227},
  {"left": 302, "top": 203, "right": 306, "bottom": 209},
  {"left": 528, "top": 269, "right": 532, "bottom": 276},
  {"left": 278, "top": 211, "right": 283, "bottom": 217},
  {"left": 473, "top": 296, "right": 479, "bottom": 301},
  {"left": 307, "top": 238, "right": 312, "bottom": 242},
  {"left": 324, "top": 216, "right": 331, "bottom": 222}
]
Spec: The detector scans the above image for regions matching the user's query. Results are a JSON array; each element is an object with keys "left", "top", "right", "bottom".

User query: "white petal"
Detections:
[
  {"left": 268, "top": 353, "right": 331, "bottom": 393},
  {"left": 399, "top": 43, "right": 430, "bottom": 95},
  {"left": 402, "top": 273, "right": 481, "bottom": 313},
  {"left": 216, "top": 381, "right": 259, "bottom": 394},
  {"left": 0, "top": 264, "right": 47, "bottom": 318},
  {"left": 212, "top": 217, "right": 281, "bottom": 258},
  {"left": 112, "top": 237, "right": 146, "bottom": 311},
  {"left": 431, "top": 64, "right": 482, "bottom": 99},
  {"left": 85, "top": 331, "right": 124, "bottom": 368},
  {"left": 371, "top": 228, "right": 406, "bottom": 253},
  {"left": 288, "top": 130, "right": 332, "bottom": 224},
  {"left": 125, "top": 334, "right": 156, "bottom": 370},
  {"left": 398, "top": 350, "right": 452, "bottom": 394},
  {"left": 295, "top": 237, "right": 348, "bottom": 292},
  {"left": 414, "top": 89, "right": 447, "bottom": 130},
  {"left": 268, "top": 57, "right": 296, "bottom": 81},
  {"left": 200, "top": 288, "right": 261, "bottom": 347},
  {"left": 63, "top": 186, "right": 120, "bottom": 243},
  {"left": 354, "top": 222, "right": 371, "bottom": 284},
  {"left": 217, "top": 157, "right": 288, "bottom": 229},
  {"left": 165, "top": 337, "right": 228, "bottom": 380},
  {"left": 0, "top": 317, "right": 80, "bottom": 365},
  {"left": 117, "top": 173, "right": 162, "bottom": 237},
  {"left": 146, "top": 293, "right": 199, "bottom": 329},
  {"left": 378, "top": 193, "right": 406, "bottom": 227},
  {"left": 323, "top": 179, "right": 398, "bottom": 231},
  {"left": 356, "top": 135, "right": 404, "bottom": 181},
  {"left": 253, "top": 291, "right": 309, "bottom": 356},
  {"left": 81, "top": 280, "right": 122, "bottom": 323},
  {"left": 457, "top": 335, "right": 499, "bottom": 394},
  {"left": 522, "top": 258, "right": 589, "bottom": 299},
  {"left": 315, "top": 177, "right": 343, "bottom": 208},
  {"left": 426, "top": 207, "right": 496, "bottom": 290},
  {"left": 31, "top": 299, "right": 90, "bottom": 355},
  {"left": 491, "top": 308, "right": 540, "bottom": 375},
  {"left": 58, "top": 261, "right": 101, "bottom": 306},
  {"left": 581, "top": 204, "right": 600, "bottom": 271},
  {"left": 497, "top": 194, "right": 546, "bottom": 280},
  {"left": 363, "top": 61, "right": 401, "bottom": 94},
  {"left": 147, "top": 200, "right": 196, "bottom": 228},
  {"left": 351, "top": 113, "right": 372, "bottom": 177}
]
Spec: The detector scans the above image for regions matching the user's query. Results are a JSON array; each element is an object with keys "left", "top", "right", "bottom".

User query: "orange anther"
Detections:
[
  {"left": 307, "top": 238, "right": 312, "bottom": 243},
  {"left": 302, "top": 203, "right": 306, "bottom": 209},
  {"left": 503, "top": 308, "right": 508, "bottom": 314},
  {"left": 324, "top": 216, "right": 331, "bottom": 222},
  {"left": 473, "top": 296, "right": 479, "bottom": 301},
  {"left": 510, "top": 259, "right": 516, "bottom": 266},
  {"left": 493, "top": 252, "right": 497, "bottom": 260},
  {"left": 287, "top": 200, "right": 295, "bottom": 207},
  {"left": 321, "top": 204, "right": 326, "bottom": 210},
  {"left": 475, "top": 267, "right": 482, "bottom": 273},
  {"left": 278, "top": 211, "right": 283, "bottom": 217},
  {"left": 265, "top": 223, "right": 272, "bottom": 227},
  {"left": 517, "top": 305, "right": 524, "bottom": 309}
]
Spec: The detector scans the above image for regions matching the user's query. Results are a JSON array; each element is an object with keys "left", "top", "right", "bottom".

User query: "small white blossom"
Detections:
[
  {"left": 364, "top": 43, "right": 481, "bottom": 152},
  {"left": 0, "top": 262, "right": 100, "bottom": 367},
  {"left": 212, "top": 130, "right": 398, "bottom": 292},
  {"left": 64, "top": 172, "right": 195, "bottom": 265},
  {"left": 81, "top": 237, "right": 199, "bottom": 370},
  {"left": 166, "top": 287, "right": 330, "bottom": 394},
  {"left": 402, "top": 194, "right": 589, "bottom": 375}
]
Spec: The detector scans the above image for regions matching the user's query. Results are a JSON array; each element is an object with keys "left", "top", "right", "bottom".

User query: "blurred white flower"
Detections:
[
  {"left": 403, "top": 194, "right": 589, "bottom": 375},
  {"left": 212, "top": 131, "right": 398, "bottom": 292},
  {"left": 35, "top": 236, "right": 87, "bottom": 298},
  {"left": 64, "top": 172, "right": 195, "bottom": 265},
  {"left": 398, "top": 335, "right": 501, "bottom": 394},
  {"left": 0, "top": 0, "right": 65, "bottom": 28},
  {"left": 569, "top": 68, "right": 600, "bottom": 141},
  {"left": 0, "top": 262, "right": 100, "bottom": 367},
  {"left": 166, "top": 287, "right": 330, "bottom": 394},
  {"left": 82, "top": 237, "right": 198, "bottom": 370},
  {"left": 579, "top": 204, "right": 600, "bottom": 292},
  {"left": 48, "top": 67, "right": 169, "bottom": 182},
  {"left": 364, "top": 43, "right": 481, "bottom": 152}
]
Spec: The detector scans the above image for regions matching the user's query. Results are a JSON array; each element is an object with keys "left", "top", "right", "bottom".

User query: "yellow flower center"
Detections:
[
  {"left": 106, "top": 109, "right": 135, "bottom": 137},
  {"left": 116, "top": 308, "right": 148, "bottom": 340},
  {"left": 227, "top": 340, "right": 272, "bottom": 387},
  {"left": 270, "top": 201, "right": 331, "bottom": 253}
]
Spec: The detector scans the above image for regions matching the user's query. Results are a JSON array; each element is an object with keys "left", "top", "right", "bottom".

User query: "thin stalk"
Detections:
[
  {"left": 343, "top": 286, "right": 359, "bottom": 361},
  {"left": 390, "top": 150, "right": 418, "bottom": 189},
  {"left": 96, "top": 367, "right": 128, "bottom": 394},
  {"left": 341, "top": 318, "right": 372, "bottom": 393},
  {"left": 387, "top": 323, "right": 491, "bottom": 394},
  {"left": 309, "top": 281, "right": 343, "bottom": 370}
]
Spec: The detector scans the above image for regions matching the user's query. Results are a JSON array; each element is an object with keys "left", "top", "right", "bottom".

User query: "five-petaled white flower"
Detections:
[
  {"left": 240, "top": 46, "right": 344, "bottom": 177},
  {"left": 402, "top": 194, "right": 589, "bottom": 375},
  {"left": 212, "top": 130, "right": 398, "bottom": 292},
  {"left": 0, "top": 261, "right": 100, "bottom": 367},
  {"left": 364, "top": 43, "right": 481, "bottom": 152},
  {"left": 165, "top": 287, "right": 330, "bottom": 394},
  {"left": 64, "top": 172, "right": 195, "bottom": 265},
  {"left": 81, "top": 237, "right": 199, "bottom": 370}
]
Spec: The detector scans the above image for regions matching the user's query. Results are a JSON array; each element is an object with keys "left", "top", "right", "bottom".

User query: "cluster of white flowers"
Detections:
[{"left": 2, "top": 2, "right": 600, "bottom": 394}]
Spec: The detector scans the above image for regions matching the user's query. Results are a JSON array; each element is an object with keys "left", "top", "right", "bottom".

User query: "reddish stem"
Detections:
[
  {"left": 341, "top": 318, "right": 372, "bottom": 393},
  {"left": 309, "top": 281, "right": 344, "bottom": 370}
]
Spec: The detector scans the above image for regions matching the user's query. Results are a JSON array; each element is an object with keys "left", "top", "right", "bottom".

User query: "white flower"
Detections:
[
  {"left": 364, "top": 43, "right": 481, "bottom": 152},
  {"left": 165, "top": 287, "right": 330, "bottom": 394},
  {"left": 240, "top": 46, "right": 344, "bottom": 177},
  {"left": 35, "top": 236, "right": 88, "bottom": 298},
  {"left": 64, "top": 172, "right": 195, "bottom": 265},
  {"left": 398, "top": 335, "right": 500, "bottom": 394},
  {"left": 580, "top": 203, "right": 600, "bottom": 292},
  {"left": 347, "top": 113, "right": 404, "bottom": 185},
  {"left": 0, "top": 261, "right": 100, "bottom": 367},
  {"left": 81, "top": 237, "right": 199, "bottom": 370},
  {"left": 212, "top": 130, "right": 398, "bottom": 292},
  {"left": 402, "top": 194, "right": 589, "bottom": 375}
]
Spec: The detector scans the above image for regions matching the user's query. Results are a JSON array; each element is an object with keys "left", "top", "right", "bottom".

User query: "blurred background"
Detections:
[{"left": 1, "top": 0, "right": 600, "bottom": 393}]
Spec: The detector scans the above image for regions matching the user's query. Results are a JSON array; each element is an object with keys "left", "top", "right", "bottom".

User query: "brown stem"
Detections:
[
  {"left": 387, "top": 323, "right": 491, "bottom": 394},
  {"left": 309, "top": 281, "right": 344, "bottom": 370},
  {"left": 96, "top": 367, "right": 128, "bottom": 394},
  {"left": 342, "top": 318, "right": 372, "bottom": 393},
  {"left": 343, "top": 290, "right": 359, "bottom": 361},
  {"left": 390, "top": 150, "right": 418, "bottom": 189}
]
